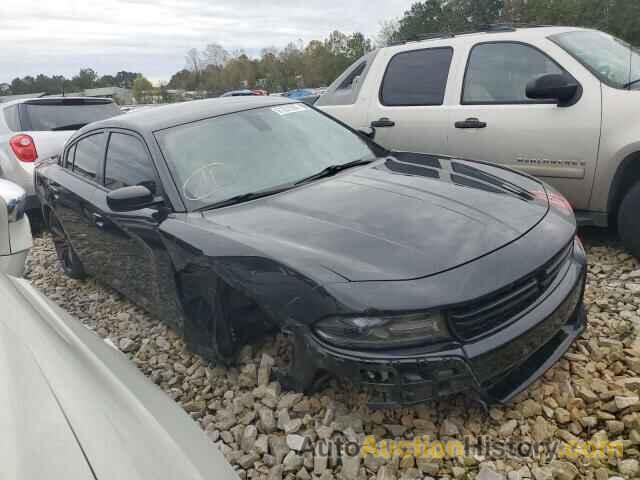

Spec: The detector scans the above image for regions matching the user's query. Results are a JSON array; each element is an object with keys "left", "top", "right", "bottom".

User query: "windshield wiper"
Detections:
[
  {"left": 624, "top": 78, "right": 640, "bottom": 89},
  {"left": 196, "top": 184, "right": 296, "bottom": 212},
  {"left": 294, "top": 158, "right": 375, "bottom": 186},
  {"left": 51, "top": 123, "right": 87, "bottom": 131}
]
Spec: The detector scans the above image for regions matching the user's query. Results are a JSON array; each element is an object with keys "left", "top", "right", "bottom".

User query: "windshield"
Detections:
[
  {"left": 155, "top": 104, "right": 375, "bottom": 211},
  {"left": 551, "top": 30, "right": 640, "bottom": 89},
  {"left": 20, "top": 101, "right": 121, "bottom": 131}
]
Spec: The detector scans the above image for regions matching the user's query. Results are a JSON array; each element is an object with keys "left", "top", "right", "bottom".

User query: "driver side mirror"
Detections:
[
  {"left": 526, "top": 74, "right": 581, "bottom": 107},
  {"left": 107, "top": 185, "right": 155, "bottom": 212}
]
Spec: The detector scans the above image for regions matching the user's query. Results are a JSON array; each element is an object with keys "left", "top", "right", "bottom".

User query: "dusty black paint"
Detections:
[{"left": 35, "top": 97, "right": 587, "bottom": 406}]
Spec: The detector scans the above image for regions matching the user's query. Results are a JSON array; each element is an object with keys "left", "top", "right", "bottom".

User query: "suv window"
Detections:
[
  {"left": 3, "top": 105, "right": 20, "bottom": 131},
  {"left": 337, "top": 61, "right": 366, "bottom": 90},
  {"left": 551, "top": 31, "right": 640, "bottom": 90},
  {"left": 73, "top": 133, "right": 105, "bottom": 181},
  {"left": 380, "top": 47, "right": 453, "bottom": 106},
  {"left": 315, "top": 52, "right": 377, "bottom": 108},
  {"left": 19, "top": 99, "right": 120, "bottom": 131},
  {"left": 104, "top": 133, "right": 157, "bottom": 193},
  {"left": 463, "top": 42, "right": 565, "bottom": 104}
]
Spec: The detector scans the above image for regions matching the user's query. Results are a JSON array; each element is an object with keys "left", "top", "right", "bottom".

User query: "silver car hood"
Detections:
[{"left": 0, "top": 275, "right": 238, "bottom": 480}]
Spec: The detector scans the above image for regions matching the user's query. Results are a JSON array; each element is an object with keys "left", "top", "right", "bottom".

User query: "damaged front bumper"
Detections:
[{"left": 286, "top": 242, "right": 587, "bottom": 408}]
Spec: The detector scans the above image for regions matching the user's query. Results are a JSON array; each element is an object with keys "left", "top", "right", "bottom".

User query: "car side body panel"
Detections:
[
  {"left": 0, "top": 274, "right": 238, "bottom": 480},
  {"left": 592, "top": 85, "right": 640, "bottom": 214}
]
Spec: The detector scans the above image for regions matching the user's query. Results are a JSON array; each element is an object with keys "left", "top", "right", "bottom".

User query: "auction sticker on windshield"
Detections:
[{"left": 271, "top": 104, "right": 308, "bottom": 115}]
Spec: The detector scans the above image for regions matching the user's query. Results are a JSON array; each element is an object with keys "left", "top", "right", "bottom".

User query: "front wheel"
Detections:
[
  {"left": 49, "top": 212, "right": 86, "bottom": 280},
  {"left": 618, "top": 181, "right": 640, "bottom": 259}
]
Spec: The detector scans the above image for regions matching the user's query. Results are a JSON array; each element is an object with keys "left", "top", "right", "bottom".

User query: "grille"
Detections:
[{"left": 449, "top": 242, "right": 573, "bottom": 341}]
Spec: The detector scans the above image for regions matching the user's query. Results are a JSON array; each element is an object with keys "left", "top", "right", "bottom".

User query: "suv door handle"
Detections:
[
  {"left": 371, "top": 118, "right": 395, "bottom": 128},
  {"left": 455, "top": 117, "right": 487, "bottom": 129},
  {"left": 92, "top": 213, "right": 105, "bottom": 229}
]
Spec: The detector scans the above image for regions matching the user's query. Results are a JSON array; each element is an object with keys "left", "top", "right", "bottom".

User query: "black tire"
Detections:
[
  {"left": 212, "top": 282, "right": 238, "bottom": 360},
  {"left": 49, "top": 212, "right": 86, "bottom": 280},
  {"left": 210, "top": 281, "right": 275, "bottom": 362},
  {"left": 618, "top": 181, "right": 640, "bottom": 259},
  {"left": 27, "top": 209, "right": 45, "bottom": 235}
]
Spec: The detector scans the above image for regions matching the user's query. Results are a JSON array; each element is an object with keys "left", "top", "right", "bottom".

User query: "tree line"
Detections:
[
  {"left": 167, "top": 31, "right": 373, "bottom": 95},
  {"left": 3, "top": 0, "right": 640, "bottom": 100},
  {"left": 384, "top": 0, "right": 640, "bottom": 46},
  {"left": 1, "top": 69, "right": 141, "bottom": 97}
]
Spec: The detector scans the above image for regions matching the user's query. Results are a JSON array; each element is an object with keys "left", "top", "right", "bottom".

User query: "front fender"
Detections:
[{"left": 159, "top": 217, "right": 348, "bottom": 358}]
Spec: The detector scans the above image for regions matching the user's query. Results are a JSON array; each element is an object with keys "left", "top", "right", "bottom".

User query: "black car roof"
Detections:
[{"left": 86, "top": 96, "right": 296, "bottom": 134}]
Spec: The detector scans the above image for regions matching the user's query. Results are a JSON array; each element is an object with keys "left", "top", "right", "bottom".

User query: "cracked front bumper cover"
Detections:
[{"left": 290, "top": 248, "right": 586, "bottom": 408}]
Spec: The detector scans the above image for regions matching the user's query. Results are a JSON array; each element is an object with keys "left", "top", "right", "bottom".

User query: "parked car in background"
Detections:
[
  {"left": 284, "top": 88, "right": 314, "bottom": 98},
  {"left": 317, "top": 25, "right": 640, "bottom": 257},
  {"left": 36, "top": 97, "right": 586, "bottom": 406},
  {"left": 220, "top": 89, "right": 257, "bottom": 97},
  {"left": 0, "top": 179, "right": 32, "bottom": 276},
  {"left": 0, "top": 273, "right": 238, "bottom": 480},
  {"left": 0, "top": 97, "right": 120, "bottom": 219}
]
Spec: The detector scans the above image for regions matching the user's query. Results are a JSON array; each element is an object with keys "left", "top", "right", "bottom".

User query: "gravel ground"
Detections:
[{"left": 25, "top": 229, "right": 640, "bottom": 480}]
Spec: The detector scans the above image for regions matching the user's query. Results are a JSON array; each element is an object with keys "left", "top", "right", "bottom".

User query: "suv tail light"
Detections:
[{"left": 9, "top": 134, "right": 38, "bottom": 162}]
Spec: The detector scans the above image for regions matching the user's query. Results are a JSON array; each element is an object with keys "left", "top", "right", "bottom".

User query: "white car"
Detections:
[
  {"left": 0, "top": 179, "right": 32, "bottom": 276},
  {"left": 317, "top": 25, "right": 640, "bottom": 256},
  {"left": 0, "top": 97, "right": 120, "bottom": 217},
  {"left": 0, "top": 273, "right": 238, "bottom": 479}
]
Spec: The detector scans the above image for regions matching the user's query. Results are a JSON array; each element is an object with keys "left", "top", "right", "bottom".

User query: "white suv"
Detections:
[
  {"left": 317, "top": 26, "right": 640, "bottom": 256},
  {"left": 0, "top": 97, "right": 120, "bottom": 218}
]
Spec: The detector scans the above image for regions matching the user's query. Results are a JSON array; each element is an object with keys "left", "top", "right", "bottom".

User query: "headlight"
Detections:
[{"left": 313, "top": 312, "right": 449, "bottom": 349}]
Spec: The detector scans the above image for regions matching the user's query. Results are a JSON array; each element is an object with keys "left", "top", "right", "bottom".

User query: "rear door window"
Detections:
[
  {"left": 73, "top": 133, "right": 105, "bottom": 181},
  {"left": 380, "top": 47, "right": 453, "bottom": 106},
  {"left": 19, "top": 100, "right": 120, "bottom": 131},
  {"left": 104, "top": 132, "right": 157, "bottom": 193}
]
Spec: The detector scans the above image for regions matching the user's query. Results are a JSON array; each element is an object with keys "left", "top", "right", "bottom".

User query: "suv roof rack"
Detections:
[{"left": 389, "top": 23, "right": 554, "bottom": 46}]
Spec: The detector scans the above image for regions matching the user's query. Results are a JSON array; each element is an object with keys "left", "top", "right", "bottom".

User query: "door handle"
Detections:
[
  {"left": 371, "top": 117, "right": 395, "bottom": 128},
  {"left": 92, "top": 213, "right": 105, "bottom": 229},
  {"left": 455, "top": 118, "right": 487, "bottom": 129}
]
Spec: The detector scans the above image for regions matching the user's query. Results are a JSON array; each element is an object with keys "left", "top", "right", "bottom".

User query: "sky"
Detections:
[{"left": 1, "top": 0, "right": 414, "bottom": 84}]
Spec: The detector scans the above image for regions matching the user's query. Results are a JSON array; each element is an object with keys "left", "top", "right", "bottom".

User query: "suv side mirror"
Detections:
[
  {"left": 526, "top": 74, "right": 581, "bottom": 107},
  {"left": 107, "top": 185, "right": 155, "bottom": 212}
]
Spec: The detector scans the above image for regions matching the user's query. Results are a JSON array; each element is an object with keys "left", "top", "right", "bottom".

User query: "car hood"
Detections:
[
  {"left": 202, "top": 155, "right": 550, "bottom": 282},
  {"left": 0, "top": 275, "right": 238, "bottom": 480}
]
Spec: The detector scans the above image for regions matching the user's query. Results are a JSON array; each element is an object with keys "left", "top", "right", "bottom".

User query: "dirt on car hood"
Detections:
[{"left": 204, "top": 156, "right": 550, "bottom": 282}]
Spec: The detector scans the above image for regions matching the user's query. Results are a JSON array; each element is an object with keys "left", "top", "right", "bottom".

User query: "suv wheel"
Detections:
[
  {"left": 618, "top": 181, "right": 640, "bottom": 259},
  {"left": 49, "top": 212, "right": 86, "bottom": 279}
]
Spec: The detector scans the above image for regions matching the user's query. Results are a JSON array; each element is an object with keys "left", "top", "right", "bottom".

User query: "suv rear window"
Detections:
[
  {"left": 2, "top": 105, "right": 20, "bottom": 131},
  {"left": 19, "top": 99, "right": 120, "bottom": 131},
  {"left": 380, "top": 47, "right": 453, "bottom": 106},
  {"left": 315, "top": 51, "right": 378, "bottom": 107}
]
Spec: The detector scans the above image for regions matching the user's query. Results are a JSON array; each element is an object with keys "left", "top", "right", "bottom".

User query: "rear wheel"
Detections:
[
  {"left": 618, "top": 181, "right": 640, "bottom": 259},
  {"left": 49, "top": 212, "right": 86, "bottom": 279}
]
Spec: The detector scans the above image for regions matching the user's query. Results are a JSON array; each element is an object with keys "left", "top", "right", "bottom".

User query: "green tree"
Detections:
[
  {"left": 132, "top": 75, "right": 153, "bottom": 103},
  {"left": 114, "top": 71, "right": 140, "bottom": 89},
  {"left": 387, "top": 0, "right": 640, "bottom": 46},
  {"left": 72, "top": 68, "right": 98, "bottom": 90}
]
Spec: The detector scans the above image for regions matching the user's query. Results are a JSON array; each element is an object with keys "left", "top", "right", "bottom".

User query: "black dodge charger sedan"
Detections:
[{"left": 35, "top": 97, "right": 586, "bottom": 407}]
